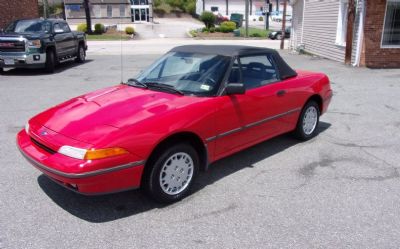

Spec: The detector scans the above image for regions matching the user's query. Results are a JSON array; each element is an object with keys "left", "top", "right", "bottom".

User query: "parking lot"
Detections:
[{"left": 1, "top": 40, "right": 400, "bottom": 249}]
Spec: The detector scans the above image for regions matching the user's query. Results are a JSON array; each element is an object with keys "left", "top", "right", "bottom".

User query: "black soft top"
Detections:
[{"left": 170, "top": 45, "right": 297, "bottom": 80}]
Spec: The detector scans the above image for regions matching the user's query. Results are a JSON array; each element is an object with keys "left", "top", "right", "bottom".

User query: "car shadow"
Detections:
[
  {"left": 37, "top": 122, "right": 331, "bottom": 223},
  {"left": 1, "top": 59, "right": 93, "bottom": 76}
]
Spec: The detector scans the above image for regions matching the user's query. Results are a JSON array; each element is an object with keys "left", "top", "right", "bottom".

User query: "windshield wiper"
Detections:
[
  {"left": 123, "top": 78, "right": 148, "bottom": 89},
  {"left": 145, "top": 82, "right": 184, "bottom": 95}
]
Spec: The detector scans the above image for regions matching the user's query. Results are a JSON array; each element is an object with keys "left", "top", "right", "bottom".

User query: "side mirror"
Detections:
[
  {"left": 226, "top": 83, "right": 246, "bottom": 95},
  {"left": 54, "top": 29, "right": 64, "bottom": 34}
]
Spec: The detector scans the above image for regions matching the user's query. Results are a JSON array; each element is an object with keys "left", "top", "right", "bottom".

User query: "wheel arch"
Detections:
[
  {"left": 305, "top": 94, "right": 323, "bottom": 113},
  {"left": 142, "top": 131, "right": 209, "bottom": 183}
]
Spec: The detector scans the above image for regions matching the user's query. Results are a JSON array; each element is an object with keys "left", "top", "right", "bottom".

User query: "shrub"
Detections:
[
  {"left": 215, "top": 27, "right": 221, "bottom": 32},
  {"left": 250, "top": 32, "right": 262, "bottom": 37},
  {"left": 125, "top": 26, "right": 135, "bottom": 35},
  {"left": 209, "top": 27, "right": 215, "bottom": 33},
  {"left": 200, "top": 11, "right": 216, "bottom": 29},
  {"left": 94, "top": 23, "right": 105, "bottom": 34},
  {"left": 253, "top": 18, "right": 256, "bottom": 21},
  {"left": 185, "top": 1, "right": 196, "bottom": 15},
  {"left": 259, "top": 16, "right": 264, "bottom": 21},
  {"left": 220, "top": 21, "right": 236, "bottom": 33},
  {"left": 202, "top": 27, "right": 209, "bottom": 33},
  {"left": 77, "top": 23, "right": 87, "bottom": 33}
]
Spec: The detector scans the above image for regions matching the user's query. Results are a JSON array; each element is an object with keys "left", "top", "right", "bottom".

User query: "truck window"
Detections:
[{"left": 60, "top": 23, "right": 71, "bottom": 33}]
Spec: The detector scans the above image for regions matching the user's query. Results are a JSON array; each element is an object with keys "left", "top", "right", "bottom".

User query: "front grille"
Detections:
[
  {"left": 0, "top": 40, "right": 25, "bottom": 52},
  {"left": 31, "top": 137, "right": 56, "bottom": 154}
]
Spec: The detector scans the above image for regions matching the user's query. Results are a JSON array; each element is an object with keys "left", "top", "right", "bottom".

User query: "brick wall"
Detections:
[
  {"left": 0, "top": 0, "right": 39, "bottom": 29},
  {"left": 363, "top": 0, "right": 400, "bottom": 68}
]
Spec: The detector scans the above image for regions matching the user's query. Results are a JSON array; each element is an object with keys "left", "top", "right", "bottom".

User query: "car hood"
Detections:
[
  {"left": 31, "top": 85, "right": 202, "bottom": 144},
  {"left": 0, "top": 32, "right": 49, "bottom": 40}
]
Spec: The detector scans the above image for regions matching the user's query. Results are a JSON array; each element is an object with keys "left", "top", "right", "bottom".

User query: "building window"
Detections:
[
  {"left": 336, "top": 0, "right": 348, "bottom": 46},
  {"left": 107, "top": 5, "right": 112, "bottom": 18},
  {"left": 382, "top": 0, "right": 400, "bottom": 47},
  {"left": 120, "top": 5, "right": 126, "bottom": 17}
]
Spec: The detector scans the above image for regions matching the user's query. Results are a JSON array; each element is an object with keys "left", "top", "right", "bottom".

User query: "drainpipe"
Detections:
[
  {"left": 345, "top": 0, "right": 356, "bottom": 65},
  {"left": 353, "top": 0, "right": 365, "bottom": 67}
]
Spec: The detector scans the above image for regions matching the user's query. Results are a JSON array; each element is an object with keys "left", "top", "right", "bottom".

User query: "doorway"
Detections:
[{"left": 131, "top": 7, "right": 149, "bottom": 22}]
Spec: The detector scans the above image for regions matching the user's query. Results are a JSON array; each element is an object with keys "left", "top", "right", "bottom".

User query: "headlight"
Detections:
[
  {"left": 28, "top": 40, "right": 41, "bottom": 48},
  {"left": 58, "top": 146, "right": 128, "bottom": 160},
  {"left": 272, "top": 32, "right": 278, "bottom": 35},
  {"left": 25, "top": 123, "right": 30, "bottom": 134}
]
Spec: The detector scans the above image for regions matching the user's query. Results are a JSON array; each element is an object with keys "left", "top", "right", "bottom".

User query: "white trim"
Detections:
[
  {"left": 381, "top": 0, "right": 400, "bottom": 48},
  {"left": 353, "top": 0, "right": 365, "bottom": 66}
]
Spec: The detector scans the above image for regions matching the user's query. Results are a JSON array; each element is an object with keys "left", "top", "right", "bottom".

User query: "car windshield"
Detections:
[
  {"left": 5, "top": 20, "right": 51, "bottom": 33},
  {"left": 135, "top": 52, "right": 231, "bottom": 96}
]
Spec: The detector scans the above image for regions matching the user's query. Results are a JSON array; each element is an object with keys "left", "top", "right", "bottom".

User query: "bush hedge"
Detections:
[
  {"left": 220, "top": 21, "right": 236, "bottom": 33},
  {"left": 77, "top": 23, "right": 87, "bottom": 33},
  {"left": 125, "top": 26, "right": 135, "bottom": 35},
  {"left": 200, "top": 11, "right": 216, "bottom": 29},
  {"left": 94, "top": 23, "right": 105, "bottom": 34}
]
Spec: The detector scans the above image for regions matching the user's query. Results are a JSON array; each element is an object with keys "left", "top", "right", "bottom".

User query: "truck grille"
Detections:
[{"left": 0, "top": 40, "right": 26, "bottom": 52}]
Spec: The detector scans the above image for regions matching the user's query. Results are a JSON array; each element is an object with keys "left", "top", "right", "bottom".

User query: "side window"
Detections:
[
  {"left": 61, "top": 23, "right": 71, "bottom": 33},
  {"left": 239, "top": 55, "right": 278, "bottom": 89},
  {"left": 53, "top": 23, "right": 62, "bottom": 32}
]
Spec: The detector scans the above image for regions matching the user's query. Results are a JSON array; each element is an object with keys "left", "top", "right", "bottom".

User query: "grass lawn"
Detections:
[
  {"left": 239, "top": 27, "right": 270, "bottom": 38},
  {"left": 86, "top": 33, "right": 131, "bottom": 41}
]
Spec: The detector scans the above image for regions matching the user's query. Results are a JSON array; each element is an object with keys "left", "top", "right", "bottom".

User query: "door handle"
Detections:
[{"left": 276, "top": 90, "right": 287, "bottom": 97}]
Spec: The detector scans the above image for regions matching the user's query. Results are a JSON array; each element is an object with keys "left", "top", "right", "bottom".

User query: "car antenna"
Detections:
[{"left": 120, "top": 12, "right": 124, "bottom": 84}]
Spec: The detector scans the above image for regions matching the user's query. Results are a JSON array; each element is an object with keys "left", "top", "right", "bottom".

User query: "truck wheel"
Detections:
[
  {"left": 75, "top": 45, "right": 86, "bottom": 63},
  {"left": 0, "top": 68, "right": 3, "bottom": 74},
  {"left": 45, "top": 50, "right": 56, "bottom": 74}
]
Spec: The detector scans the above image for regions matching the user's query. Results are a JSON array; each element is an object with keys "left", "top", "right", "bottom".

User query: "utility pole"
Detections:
[
  {"left": 83, "top": 0, "right": 93, "bottom": 34},
  {"left": 265, "top": 0, "right": 270, "bottom": 30},
  {"left": 43, "top": 0, "right": 48, "bottom": 18},
  {"left": 280, "top": 0, "right": 287, "bottom": 49},
  {"left": 276, "top": 0, "right": 279, "bottom": 12},
  {"left": 245, "top": 0, "right": 249, "bottom": 37},
  {"left": 345, "top": 0, "right": 356, "bottom": 64},
  {"left": 226, "top": 0, "right": 229, "bottom": 16}
]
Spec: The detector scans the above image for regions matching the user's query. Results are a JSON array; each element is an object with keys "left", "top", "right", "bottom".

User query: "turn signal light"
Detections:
[{"left": 84, "top": 147, "right": 128, "bottom": 160}]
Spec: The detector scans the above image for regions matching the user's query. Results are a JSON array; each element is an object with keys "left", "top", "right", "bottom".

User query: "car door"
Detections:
[
  {"left": 53, "top": 23, "right": 68, "bottom": 58},
  {"left": 60, "top": 22, "right": 75, "bottom": 56},
  {"left": 213, "top": 55, "right": 296, "bottom": 159}
]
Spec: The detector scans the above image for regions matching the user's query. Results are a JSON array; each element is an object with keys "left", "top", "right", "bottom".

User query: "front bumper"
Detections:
[
  {"left": 0, "top": 52, "right": 46, "bottom": 69},
  {"left": 17, "top": 130, "right": 145, "bottom": 195}
]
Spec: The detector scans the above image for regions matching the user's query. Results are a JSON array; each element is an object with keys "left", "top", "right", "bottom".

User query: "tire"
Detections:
[
  {"left": 293, "top": 100, "right": 320, "bottom": 141},
  {"left": 44, "top": 50, "right": 56, "bottom": 74},
  {"left": 0, "top": 67, "right": 3, "bottom": 74},
  {"left": 143, "top": 143, "right": 199, "bottom": 203},
  {"left": 75, "top": 44, "right": 86, "bottom": 63}
]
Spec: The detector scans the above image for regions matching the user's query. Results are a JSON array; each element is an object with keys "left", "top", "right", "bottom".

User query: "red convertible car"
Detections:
[{"left": 17, "top": 45, "right": 332, "bottom": 203}]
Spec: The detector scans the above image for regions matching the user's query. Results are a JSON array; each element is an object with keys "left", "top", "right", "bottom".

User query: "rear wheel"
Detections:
[
  {"left": 75, "top": 44, "right": 86, "bottom": 63},
  {"left": 44, "top": 50, "right": 56, "bottom": 73},
  {"left": 143, "top": 143, "right": 199, "bottom": 203},
  {"left": 294, "top": 101, "right": 320, "bottom": 141}
]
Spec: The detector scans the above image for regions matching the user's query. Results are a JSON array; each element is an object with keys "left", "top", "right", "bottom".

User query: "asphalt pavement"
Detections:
[{"left": 1, "top": 40, "right": 400, "bottom": 249}]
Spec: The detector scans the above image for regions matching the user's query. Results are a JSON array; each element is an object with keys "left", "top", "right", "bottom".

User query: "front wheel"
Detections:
[
  {"left": 75, "top": 44, "right": 86, "bottom": 63},
  {"left": 293, "top": 101, "right": 320, "bottom": 141},
  {"left": 143, "top": 143, "right": 199, "bottom": 203},
  {"left": 44, "top": 50, "right": 56, "bottom": 73}
]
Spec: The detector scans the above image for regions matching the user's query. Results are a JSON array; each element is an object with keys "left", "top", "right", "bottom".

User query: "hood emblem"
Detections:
[{"left": 41, "top": 131, "right": 48, "bottom": 136}]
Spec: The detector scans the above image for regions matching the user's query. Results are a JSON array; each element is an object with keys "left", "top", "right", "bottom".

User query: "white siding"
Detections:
[{"left": 302, "top": 0, "right": 345, "bottom": 62}]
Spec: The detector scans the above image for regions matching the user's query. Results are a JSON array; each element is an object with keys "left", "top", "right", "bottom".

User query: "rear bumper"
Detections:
[
  {"left": 17, "top": 130, "right": 145, "bottom": 195},
  {"left": 0, "top": 52, "right": 46, "bottom": 68}
]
